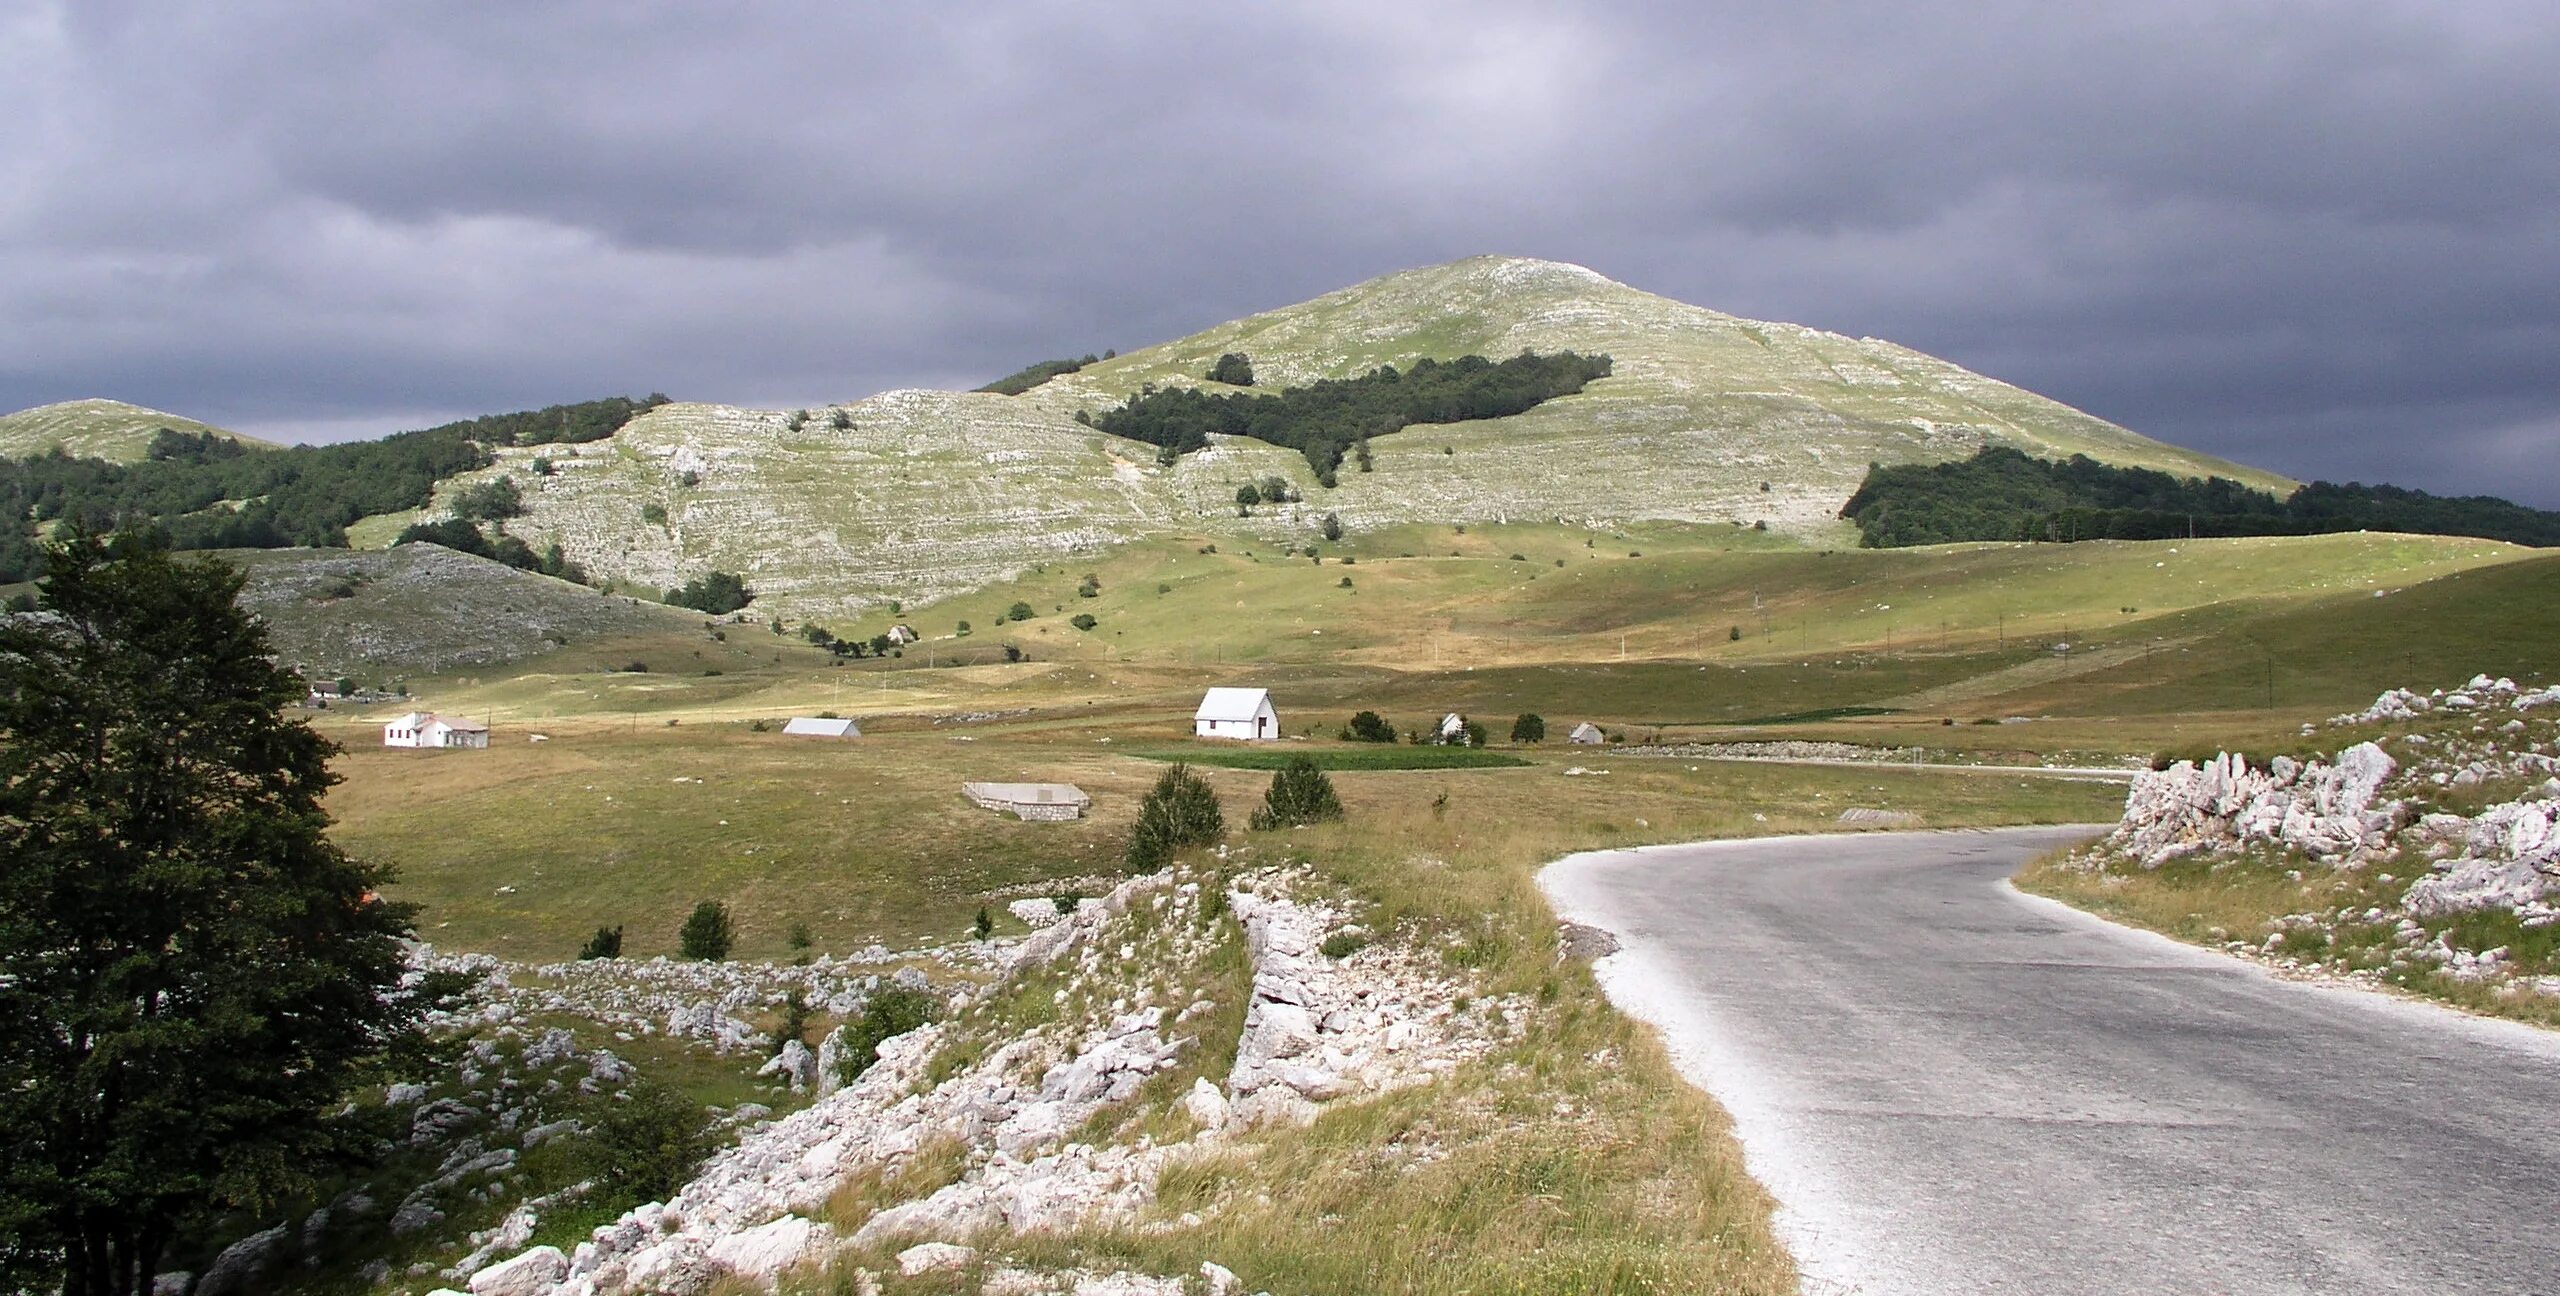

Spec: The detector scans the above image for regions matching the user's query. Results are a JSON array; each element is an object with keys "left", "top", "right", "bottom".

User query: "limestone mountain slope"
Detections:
[
  {"left": 0, "top": 398, "right": 275, "bottom": 461},
  {"left": 225, "top": 543, "right": 722, "bottom": 684},
  {"left": 410, "top": 256, "right": 2289, "bottom": 619}
]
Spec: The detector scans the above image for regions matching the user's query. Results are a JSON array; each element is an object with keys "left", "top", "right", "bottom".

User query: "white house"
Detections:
[
  {"left": 782, "top": 716, "right": 862, "bottom": 737},
  {"left": 886, "top": 624, "right": 920, "bottom": 646},
  {"left": 1194, "top": 687, "right": 1279, "bottom": 740},
  {"left": 1567, "top": 721, "right": 1605, "bottom": 745},
  {"left": 383, "top": 711, "right": 490, "bottom": 749}
]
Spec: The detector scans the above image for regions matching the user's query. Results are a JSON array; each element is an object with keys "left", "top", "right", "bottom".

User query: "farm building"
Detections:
[
  {"left": 782, "top": 716, "right": 862, "bottom": 737},
  {"left": 1194, "top": 687, "right": 1280, "bottom": 740},
  {"left": 886, "top": 624, "right": 920, "bottom": 645},
  {"left": 382, "top": 711, "right": 489, "bottom": 749},
  {"left": 1568, "top": 722, "right": 1605, "bottom": 745},
  {"left": 962, "top": 782, "right": 1092, "bottom": 821}
]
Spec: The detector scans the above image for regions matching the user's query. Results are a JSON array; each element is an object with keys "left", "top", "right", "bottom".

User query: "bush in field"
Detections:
[
  {"left": 1249, "top": 756, "right": 1344, "bottom": 830},
  {"left": 834, "top": 986, "right": 937, "bottom": 1084},
  {"left": 1510, "top": 713, "right": 1545, "bottom": 744},
  {"left": 580, "top": 1080, "right": 713, "bottom": 1205},
  {"left": 678, "top": 900, "right": 733, "bottom": 961},
  {"left": 577, "top": 924, "right": 624, "bottom": 960},
  {"left": 1125, "top": 762, "right": 1223, "bottom": 868},
  {"left": 1339, "top": 710, "right": 1396, "bottom": 743}
]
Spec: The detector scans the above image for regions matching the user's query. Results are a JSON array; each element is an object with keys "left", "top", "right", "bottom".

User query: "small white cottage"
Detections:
[
  {"left": 1194, "top": 687, "right": 1279, "bottom": 740},
  {"left": 782, "top": 716, "right": 862, "bottom": 737},
  {"left": 886, "top": 624, "right": 920, "bottom": 646},
  {"left": 383, "top": 711, "right": 490, "bottom": 749},
  {"left": 1567, "top": 721, "right": 1605, "bottom": 745}
]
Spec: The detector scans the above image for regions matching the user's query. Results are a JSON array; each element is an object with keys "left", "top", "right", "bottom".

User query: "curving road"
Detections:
[{"left": 1541, "top": 827, "right": 2560, "bottom": 1296}]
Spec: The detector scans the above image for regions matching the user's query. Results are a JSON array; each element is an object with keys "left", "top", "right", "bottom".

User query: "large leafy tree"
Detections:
[{"left": 0, "top": 535, "right": 420, "bottom": 1295}]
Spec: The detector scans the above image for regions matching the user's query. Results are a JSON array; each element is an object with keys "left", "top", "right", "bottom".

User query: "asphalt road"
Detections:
[{"left": 1541, "top": 827, "right": 2560, "bottom": 1296}]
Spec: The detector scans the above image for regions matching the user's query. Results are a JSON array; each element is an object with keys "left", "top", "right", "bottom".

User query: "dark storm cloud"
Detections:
[{"left": 2, "top": 0, "right": 2553, "bottom": 502}]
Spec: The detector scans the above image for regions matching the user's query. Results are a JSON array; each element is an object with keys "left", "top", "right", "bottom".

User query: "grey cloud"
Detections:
[{"left": 2, "top": 0, "right": 2554, "bottom": 504}]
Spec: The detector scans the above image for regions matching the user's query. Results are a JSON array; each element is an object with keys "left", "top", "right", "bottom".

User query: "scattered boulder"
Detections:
[
  {"left": 467, "top": 1245, "right": 568, "bottom": 1296},
  {"left": 897, "top": 1242, "right": 976, "bottom": 1275}
]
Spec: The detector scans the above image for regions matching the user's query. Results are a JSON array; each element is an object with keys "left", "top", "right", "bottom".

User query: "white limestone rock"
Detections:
[
  {"left": 705, "top": 1215, "right": 831, "bottom": 1281},
  {"left": 897, "top": 1242, "right": 976, "bottom": 1275},
  {"left": 468, "top": 1246, "right": 569, "bottom": 1296}
]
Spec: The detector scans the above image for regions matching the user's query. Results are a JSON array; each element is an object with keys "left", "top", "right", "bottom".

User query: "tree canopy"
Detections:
[
  {"left": 666, "top": 570, "right": 753, "bottom": 614},
  {"left": 976, "top": 354, "right": 1103, "bottom": 396},
  {"left": 1092, "top": 351, "right": 1612, "bottom": 485},
  {"left": 1841, "top": 445, "right": 2560, "bottom": 548},
  {"left": 0, "top": 535, "right": 422, "bottom": 1295}
]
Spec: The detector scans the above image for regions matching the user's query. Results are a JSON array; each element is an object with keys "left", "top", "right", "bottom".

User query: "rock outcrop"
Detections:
[
  {"left": 2112, "top": 741, "right": 2403, "bottom": 865},
  {"left": 2088, "top": 674, "right": 2560, "bottom": 997},
  {"left": 455, "top": 863, "right": 1508, "bottom": 1293}
]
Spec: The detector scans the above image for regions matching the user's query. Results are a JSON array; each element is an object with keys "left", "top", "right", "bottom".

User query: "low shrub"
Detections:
[
  {"left": 576, "top": 925, "right": 623, "bottom": 960},
  {"left": 678, "top": 899, "right": 733, "bottom": 961},
  {"left": 1126, "top": 762, "right": 1224, "bottom": 868},
  {"left": 835, "top": 986, "right": 937, "bottom": 1084},
  {"left": 1250, "top": 755, "right": 1345, "bottom": 830}
]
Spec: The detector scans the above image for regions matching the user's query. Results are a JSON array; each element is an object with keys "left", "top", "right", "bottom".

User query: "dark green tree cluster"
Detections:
[
  {"left": 392, "top": 518, "right": 588, "bottom": 584},
  {"left": 1092, "top": 351, "right": 1613, "bottom": 485},
  {"left": 666, "top": 570, "right": 754, "bottom": 614},
  {"left": 0, "top": 537, "right": 424, "bottom": 1295},
  {"left": 452, "top": 475, "right": 527, "bottom": 521},
  {"left": 976, "top": 353, "right": 1107, "bottom": 396},
  {"left": 1510, "top": 713, "right": 1545, "bottom": 743},
  {"left": 1248, "top": 756, "right": 1344, "bottom": 830},
  {"left": 1339, "top": 710, "right": 1397, "bottom": 742},
  {"left": 1125, "top": 762, "right": 1224, "bottom": 868},
  {"left": 0, "top": 396, "right": 668, "bottom": 580},
  {"left": 1205, "top": 352, "right": 1255, "bottom": 386},
  {"left": 1841, "top": 446, "right": 2560, "bottom": 548}
]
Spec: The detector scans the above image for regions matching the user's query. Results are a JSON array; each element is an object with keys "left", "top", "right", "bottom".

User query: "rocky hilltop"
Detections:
[{"left": 422, "top": 257, "right": 2283, "bottom": 620}]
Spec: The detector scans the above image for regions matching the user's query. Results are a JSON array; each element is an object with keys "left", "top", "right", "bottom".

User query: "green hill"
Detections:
[
  {"left": 415, "top": 257, "right": 2289, "bottom": 620},
  {"left": 0, "top": 399, "right": 276, "bottom": 462}
]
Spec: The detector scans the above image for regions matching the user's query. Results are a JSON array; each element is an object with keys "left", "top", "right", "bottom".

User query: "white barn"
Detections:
[
  {"left": 383, "top": 711, "right": 490, "bottom": 749},
  {"left": 782, "top": 716, "right": 862, "bottom": 737},
  {"left": 1193, "top": 687, "right": 1279, "bottom": 740},
  {"left": 1567, "top": 722, "right": 1605, "bottom": 745}
]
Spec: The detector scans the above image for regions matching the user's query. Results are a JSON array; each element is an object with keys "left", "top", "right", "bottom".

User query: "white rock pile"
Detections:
[
  {"left": 2094, "top": 675, "right": 2560, "bottom": 996},
  {"left": 2112, "top": 741, "right": 2403, "bottom": 865}
]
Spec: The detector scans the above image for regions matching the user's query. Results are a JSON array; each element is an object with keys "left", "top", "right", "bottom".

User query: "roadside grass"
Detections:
[
  {"left": 1128, "top": 745, "right": 1532, "bottom": 771},
  {"left": 2016, "top": 848, "right": 2560, "bottom": 1030}
]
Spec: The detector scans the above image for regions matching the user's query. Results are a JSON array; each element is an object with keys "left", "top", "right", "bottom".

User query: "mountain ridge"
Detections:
[
  {"left": 427, "top": 256, "right": 2291, "bottom": 618},
  {"left": 0, "top": 398, "right": 277, "bottom": 462}
]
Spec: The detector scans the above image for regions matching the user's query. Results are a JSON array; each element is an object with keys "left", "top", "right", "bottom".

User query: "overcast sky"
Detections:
[{"left": 5, "top": 1, "right": 2554, "bottom": 503}]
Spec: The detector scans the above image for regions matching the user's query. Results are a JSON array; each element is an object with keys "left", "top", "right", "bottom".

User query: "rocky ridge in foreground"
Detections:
[
  {"left": 2075, "top": 674, "right": 2560, "bottom": 997},
  {"left": 455, "top": 862, "right": 1519, "bottom": 1295}
]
